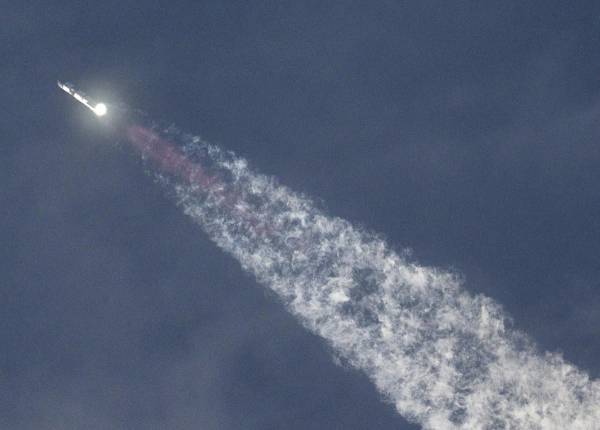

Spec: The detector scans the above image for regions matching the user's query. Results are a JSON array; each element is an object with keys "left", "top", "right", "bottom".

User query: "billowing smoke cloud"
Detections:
[{"left": 127, "top": 125, "right": 600, "bottom": 429}]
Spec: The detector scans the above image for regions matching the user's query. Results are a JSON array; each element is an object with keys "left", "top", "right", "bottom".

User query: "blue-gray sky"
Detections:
[{"left": 3, "top": 1, "right": 600, "bottom": 428}]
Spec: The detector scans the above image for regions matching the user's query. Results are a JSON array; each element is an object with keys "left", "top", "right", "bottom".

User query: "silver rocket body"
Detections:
[{"left": 57, "top": 81, "right": 107, "bottom": 116}]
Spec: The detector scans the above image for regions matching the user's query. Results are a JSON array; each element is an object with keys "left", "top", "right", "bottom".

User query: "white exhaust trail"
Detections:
[{"left": 136, "top": 128, "right": 600, "bottom": 429}]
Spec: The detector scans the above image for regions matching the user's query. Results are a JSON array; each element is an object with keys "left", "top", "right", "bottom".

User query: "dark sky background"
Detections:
[{"left": 3, "top": 1, "right": 600, "bottom": 429}]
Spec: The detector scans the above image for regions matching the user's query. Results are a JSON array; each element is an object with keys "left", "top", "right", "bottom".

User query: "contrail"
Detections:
[{"left": 126, "top": 124, "right": 600, "bottom": 429}]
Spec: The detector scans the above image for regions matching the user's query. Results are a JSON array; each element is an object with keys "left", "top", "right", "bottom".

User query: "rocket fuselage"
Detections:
[{"left": 57, "top": 81, "right": 107, "bottom": 116}]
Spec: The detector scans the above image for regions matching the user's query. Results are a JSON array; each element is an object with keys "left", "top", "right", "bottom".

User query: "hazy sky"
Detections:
[{"left": 3, "top": 1, "right": 600, "bottom": 428}]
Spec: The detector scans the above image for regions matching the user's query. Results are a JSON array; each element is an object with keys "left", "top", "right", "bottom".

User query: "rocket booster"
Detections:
[{"left": 57, "top": 81, "right": 107, "bottom": 117}]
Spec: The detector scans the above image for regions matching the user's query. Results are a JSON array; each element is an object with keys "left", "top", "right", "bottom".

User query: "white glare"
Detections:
[{"left": 94, "top": 103, "right": 107, "bottom": 116}]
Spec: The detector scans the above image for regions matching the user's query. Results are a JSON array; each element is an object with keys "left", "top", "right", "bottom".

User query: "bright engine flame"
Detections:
[{"left": 94, "top": 103, "right": 107, "bottom": 116}]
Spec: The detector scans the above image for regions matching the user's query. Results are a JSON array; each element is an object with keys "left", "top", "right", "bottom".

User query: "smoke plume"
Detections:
[{"left": 127, "top": 125, "right": 600, "bottom": 429}]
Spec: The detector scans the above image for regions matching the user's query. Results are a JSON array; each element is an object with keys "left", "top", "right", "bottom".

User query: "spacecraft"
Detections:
[{"left": 57, "top": 81, "right": 107, "bottom": 116}]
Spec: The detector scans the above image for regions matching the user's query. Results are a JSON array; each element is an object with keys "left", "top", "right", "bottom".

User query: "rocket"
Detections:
[{"left": 57, "top": 81, "right": 107, "bottom": 117}]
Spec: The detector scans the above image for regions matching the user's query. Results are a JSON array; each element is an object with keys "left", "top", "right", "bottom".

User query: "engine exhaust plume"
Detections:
[{"left": 126, "top": 125, "right": 600, "bottom": 429}]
